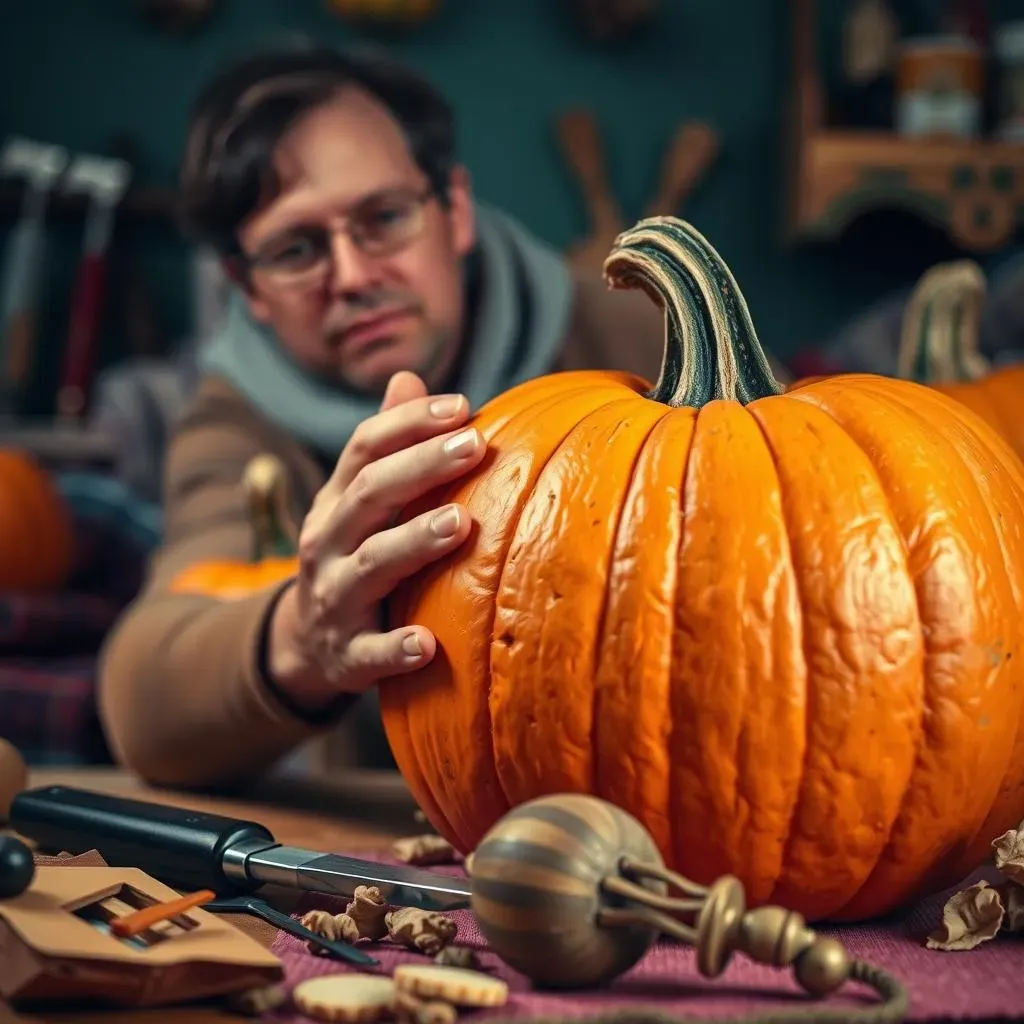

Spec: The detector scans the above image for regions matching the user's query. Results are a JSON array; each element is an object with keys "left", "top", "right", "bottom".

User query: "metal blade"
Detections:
[{"left": 242, "top": 845, "right": 473, "bottom": 911}]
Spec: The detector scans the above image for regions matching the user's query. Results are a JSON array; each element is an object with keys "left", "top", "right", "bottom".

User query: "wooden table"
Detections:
[{"left": 2, "top": 766, "right": 422, "bottom": 1024}]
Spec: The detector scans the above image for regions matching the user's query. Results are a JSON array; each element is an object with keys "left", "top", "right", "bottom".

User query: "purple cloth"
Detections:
[{"left": 266, "top": 857, "right": 1024, "bottom": 1023}]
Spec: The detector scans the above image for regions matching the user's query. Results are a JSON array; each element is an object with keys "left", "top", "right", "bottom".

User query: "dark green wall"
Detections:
[{"left": 0, "top": 0, "right": 1018, "bottom": 413}]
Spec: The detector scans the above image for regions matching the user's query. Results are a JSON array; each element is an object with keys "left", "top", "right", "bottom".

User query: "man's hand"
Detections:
[{"left": 266, "top": 370, "right": 485, "bottom": 708}]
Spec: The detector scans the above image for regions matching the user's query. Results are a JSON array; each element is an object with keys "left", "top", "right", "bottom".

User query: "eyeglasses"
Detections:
[{"left": 240, "top": 186, "right": 435, "bottom": 286}]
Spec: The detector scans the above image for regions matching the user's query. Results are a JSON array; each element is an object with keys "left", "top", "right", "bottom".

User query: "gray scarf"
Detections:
[{"left": 198, "top": 205, "right": 573, "bottom": 458}]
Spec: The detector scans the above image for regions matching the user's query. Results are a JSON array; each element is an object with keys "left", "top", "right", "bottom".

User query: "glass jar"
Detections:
[{"left": 994, "top": 21, "right": 1024, "bottom": 142}]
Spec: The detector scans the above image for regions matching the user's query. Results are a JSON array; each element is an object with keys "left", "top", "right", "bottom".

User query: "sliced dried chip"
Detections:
[
  {"left": 393, "top": 964, "right": 508, "bottom": 1007},
  {"left": 292, "top": 974, "right": 397, "bottom": 1023}
]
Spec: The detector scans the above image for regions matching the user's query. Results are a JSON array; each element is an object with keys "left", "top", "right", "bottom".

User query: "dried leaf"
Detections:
[
  {"left": 997, "top": 880, "right": 1024, "bottom": 933},
  {"left": 992, "top": 820, "right": 1024, "bottom": 883},
  {"left": 926, "top": 880, "right": 1005, "bottom": 951}
]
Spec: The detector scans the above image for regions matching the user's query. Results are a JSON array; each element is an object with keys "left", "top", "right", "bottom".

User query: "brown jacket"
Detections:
[{"left": 98, "top": 275, "right": 786, "bottom": 787}]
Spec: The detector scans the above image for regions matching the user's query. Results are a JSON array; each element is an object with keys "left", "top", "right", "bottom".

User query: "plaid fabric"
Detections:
[
  {"left": 0, "top": 654, "right": 112, "bottom": 766},
  {"left": 0, "top": 474, "right": 158, "bottom": 767},
  {"left": 0, "top": 591, "right": 123, "bottom": 656}
]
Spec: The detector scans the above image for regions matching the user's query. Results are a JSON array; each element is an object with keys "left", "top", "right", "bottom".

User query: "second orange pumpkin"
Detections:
[{"left": 897, "top": 259, "right": 1024, "bottom": 461}]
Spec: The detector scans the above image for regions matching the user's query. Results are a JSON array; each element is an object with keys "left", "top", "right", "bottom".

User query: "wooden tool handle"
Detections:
[
  {"left": 4, "top": 309, "right": 35, "bottom": 389},
  {"left": 556, "top": 109, "right": 622, "bottom": 233},
  {"left": 644, "top": 121, "right": 720, "bottom": 218}
]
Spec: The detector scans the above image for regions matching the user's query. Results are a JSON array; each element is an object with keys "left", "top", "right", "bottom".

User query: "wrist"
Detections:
[{"left": 264, "top": 581, "right": 345, "bottom": 714}]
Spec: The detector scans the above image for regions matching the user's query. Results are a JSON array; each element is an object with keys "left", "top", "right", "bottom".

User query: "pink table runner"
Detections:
[{"left": 266, "top": 859, "right": 1024, "bottom": 1023}]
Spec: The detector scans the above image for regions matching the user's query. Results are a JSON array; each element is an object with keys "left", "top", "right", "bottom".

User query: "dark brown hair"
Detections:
[{"left": 177, "top": 40, "right": 456, "bottom": 256}]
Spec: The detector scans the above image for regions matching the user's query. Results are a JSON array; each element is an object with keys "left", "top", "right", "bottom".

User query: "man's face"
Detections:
[{"left": 236, "top": 87, "right": 476, "bottom": 395}]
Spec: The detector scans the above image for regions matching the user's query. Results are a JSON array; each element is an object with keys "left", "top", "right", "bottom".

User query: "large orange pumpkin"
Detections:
[
  {"left": 380, "top": 215, "right": 1024, "bottom": 924},
  {"left": 898, "top": 259, "right": 1024, "bottom": 460},
  {"left": 0, "top": 449, "right": 74, "bottom": 592},
  {"left": 168, "top": 453, "right": 298, "bottom": 600}
]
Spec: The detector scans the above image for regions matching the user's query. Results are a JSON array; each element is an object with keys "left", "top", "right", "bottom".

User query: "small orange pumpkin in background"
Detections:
[
  {"left": 0, "top": 448, "right": 74, "bottom": 592},
  {"left": 380, "top": 215, "right": 1024, "bottom": 924},
  {"left": 896, "top": 259, "right": 1024, "bottom": 461},
  {"left": 168, "top": 454, "right": 297, "bottom": 600}
]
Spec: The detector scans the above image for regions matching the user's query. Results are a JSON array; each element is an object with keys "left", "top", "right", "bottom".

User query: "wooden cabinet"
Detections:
[{"left": 787, "top": 0, "right": 1024, "bottom": 252}]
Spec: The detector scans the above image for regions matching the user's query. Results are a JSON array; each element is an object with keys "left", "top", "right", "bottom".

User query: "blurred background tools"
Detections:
[
  {"left": 0, "top": 138, "right": 68, "bottom": 419},
  {"left": 56, "top": 154, "right": 132, "bottom": 422}
]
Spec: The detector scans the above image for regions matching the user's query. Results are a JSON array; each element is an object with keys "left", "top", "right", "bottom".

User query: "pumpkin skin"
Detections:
[
  {"left": 897, "top": 259, "right": 1024, "bottom": 461},
  {"left": 168, "top": 556, "right": 296, "bottom": 601},
  {"left": 0, "top": 449, "right": 74, "bottom": 592},
  {"left": 380, "top": 216, "right": 1024, "bottom": 924},
  {"left": 168, "top": 454, "right": 298, "bottom": 600}
]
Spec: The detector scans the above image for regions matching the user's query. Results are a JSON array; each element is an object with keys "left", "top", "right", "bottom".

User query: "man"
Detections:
[{"left": 97, "top": 42, "right": 776, "bottom": 787}]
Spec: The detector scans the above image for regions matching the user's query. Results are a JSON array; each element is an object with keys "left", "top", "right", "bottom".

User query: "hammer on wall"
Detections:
[
  {"left": 0, "top": 137, "right": 69, "bottom": 417},
  {"left": 57, "top": 153, "right": 132, "bottom": 421}
]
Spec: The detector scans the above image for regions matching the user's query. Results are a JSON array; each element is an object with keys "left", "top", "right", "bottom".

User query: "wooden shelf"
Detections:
[
  {"left": 0, "top": 421, "right": 117, "bottom": 465},
  {"left": 791, "top": 131, "right": 1024, "bottom": 251},
  {"left": 0, "top": 183, "right": 177, "bottom": 221},
  {"left": 786, "top": 0, "right": 1024, "bottom": 252}
]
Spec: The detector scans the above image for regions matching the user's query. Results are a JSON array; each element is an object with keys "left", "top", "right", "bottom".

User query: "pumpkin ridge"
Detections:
[
  {"left": 782, "top": 384, "right": 929, "bottom": 917},
  {"left": 585, "top": 404, "right": 673, "bottom": 796},
  {"left": 592, "top": 409, "right": 694, "bottom": 864},
  {"left": 666, "top": 400, "right": 805, "bottom": 906},
  {"left": 723, "top": 398, "right": 811, "bottom": 909},
  {"left": 790, "top": 378, "right": 1020, "bottom": 918},
  {"left": 489, "top": 395, "right": 667, "bottom": 806},
  {"left": 747, "top": 394, "right": 923, "bottom": 919},
  {"left": 873, "top": 381, "right": 1024, "bottom": 882},
  {"left": 392, "top": 380, "right": 630, "bottom": 849}
]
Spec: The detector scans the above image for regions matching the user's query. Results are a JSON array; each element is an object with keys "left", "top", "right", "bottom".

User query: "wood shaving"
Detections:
[
  {"left": 928, "top": 817, "right": 1024, "bottom": 951},
  {"left": 926, "top": 880, "right": 1005, "bottom": 950},
  {"left": 385, "top": 907, "right": 458, "bottom": 956},
  {"left": 395, "top": 989, "right": 457, "bottom": 1024},
  {"left": 300, "top": 908, "right": 360, "bottom": 953},
  {"left": 434, "top": 945, "right": 481, "bottom": 970},
  {"left": 997, "top": 879, "right": 1024, "bottom": 932},
  {"left": 992, "top": 819, "right": 1024, "bottom": 883},
  {"left": 345, "top": 884, "right": 389, "bottom": 941},
  {"left": 393, "top": 834, "right": 458, "bottom": 866},
  {"left": 223, "top": 984, "right": 287, "bottom": 1016}
]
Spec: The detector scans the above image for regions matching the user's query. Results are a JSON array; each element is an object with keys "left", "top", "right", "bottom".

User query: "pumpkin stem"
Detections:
[
  {"left": 897, "top": 260, "right": 989, "bottom": 385},
  {"left": 242, "top": 453, "right": 299, "bottom": 560},
  {"left": 602, "top": 216, "right": 784, "bottom": 408}
]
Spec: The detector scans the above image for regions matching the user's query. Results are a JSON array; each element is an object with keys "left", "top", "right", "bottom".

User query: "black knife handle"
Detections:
[{"left": 9, "top": 785, "right": 275, "bottom": 893}]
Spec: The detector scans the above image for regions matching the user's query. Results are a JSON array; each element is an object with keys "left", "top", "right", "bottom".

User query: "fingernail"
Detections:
[
  {"left": 444, "top": 428, "right": 479, "bottom": 458},
  {"left": 402, "top": 632, "right": 422, "bottom": 657},
  {"left": 430, "top": 505, "right": 461, "bottom": 537},
  {"left": 430, "top": 394, "right": 464, "bottom": 418}
]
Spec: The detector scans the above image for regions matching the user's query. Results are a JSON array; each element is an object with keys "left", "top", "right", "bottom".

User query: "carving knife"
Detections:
[{"left": 9, "top": 785, "right": 472, "bottom": 912}]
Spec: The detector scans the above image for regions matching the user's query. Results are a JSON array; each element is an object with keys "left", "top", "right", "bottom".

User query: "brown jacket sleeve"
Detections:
[{"left": 97, "top": 380, "right": 345, "bottom": 788}]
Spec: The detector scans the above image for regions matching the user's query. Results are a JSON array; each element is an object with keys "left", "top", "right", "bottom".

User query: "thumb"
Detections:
[{"left": 380, "top": 370, "right": 429, "bottom": 412}]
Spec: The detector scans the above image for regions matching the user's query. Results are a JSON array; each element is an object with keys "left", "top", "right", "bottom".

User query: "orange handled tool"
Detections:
[{"left": 109, "top": 887, "right": 215, "bottom": 938}]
